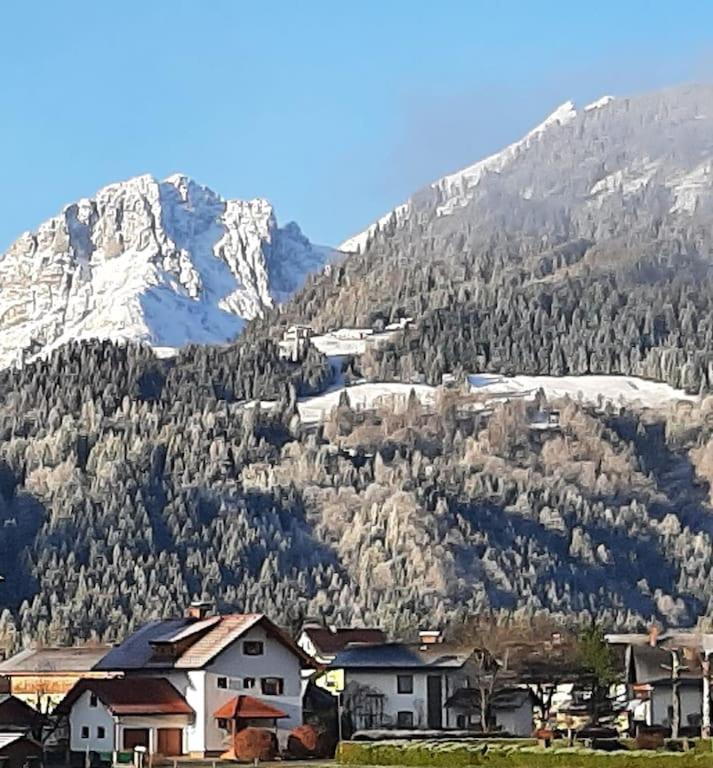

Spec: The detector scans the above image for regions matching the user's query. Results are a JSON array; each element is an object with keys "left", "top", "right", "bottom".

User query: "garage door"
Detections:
[
  {"left": 123, "top": 729, "right": 149, "bottom": 751},
  {"left": 157, "top": 728, "right": 183, "bottom": 756}
]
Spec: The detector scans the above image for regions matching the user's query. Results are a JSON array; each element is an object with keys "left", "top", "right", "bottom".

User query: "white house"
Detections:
[
  {"left": 57, "top": 678, "right": 193, "bottom": 757},
  {"left": 82, "top": 608, "right": 313, "bottom": 756},
  {"left": 330, "top": 631, "right": 534, "bottom": 736}
]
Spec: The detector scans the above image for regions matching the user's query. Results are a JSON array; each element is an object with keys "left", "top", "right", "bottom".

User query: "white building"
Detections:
[
  {"left": 330, "top": 632, "right": 533, "bottom": 736},
  {"left": 57, "top": 678, "right": 193, "bottom": 757},
  {"left": 67, "top": 608, "right": 314, "bottom": 757}
]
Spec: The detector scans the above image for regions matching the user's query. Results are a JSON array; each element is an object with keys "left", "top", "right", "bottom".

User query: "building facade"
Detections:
[{"left": 91, "top": 609, "right": 313, "bottom": 756}]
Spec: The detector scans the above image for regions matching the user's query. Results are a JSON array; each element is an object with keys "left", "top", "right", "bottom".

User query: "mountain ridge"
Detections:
[{"left": 0, "top": 173, "right": 331, "bottom": 368}]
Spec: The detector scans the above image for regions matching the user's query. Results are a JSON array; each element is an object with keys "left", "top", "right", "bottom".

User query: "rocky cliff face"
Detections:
[{"left": 0, "top": 173, "right": 331, "bottom": 367}]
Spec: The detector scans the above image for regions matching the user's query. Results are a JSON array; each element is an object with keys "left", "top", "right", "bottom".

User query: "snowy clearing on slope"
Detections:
[
  {"left": 468, "top": 373, "right": 696, "bottom": 409},
  {"left": 297, "top": 382, "right": 437, "bottom": 424}
]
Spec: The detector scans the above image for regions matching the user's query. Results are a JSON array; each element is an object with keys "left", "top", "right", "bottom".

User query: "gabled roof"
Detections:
[
  {"left": 95, "top": 614, "right": 314, "bottom": 671},
  {"left": 56, "top": 678, "right": 193, "bottom": 716},
  {"left": 213, "top": 695, "right": 287, "bottom": 720},
  {"left": 0, "top": 732, "right": 41, "bottom": 751},
  {"left": 301, "top": 626, "right": 386, "bottom": 656},
  {"left": 330, "top": 642, "right": 476, "bottom": 670},
  {"left": 0, "top": 695, "right": 42, "bottom": 728},
  {"left": 0, "top": 646, "right": 112, "bottom": 674}
]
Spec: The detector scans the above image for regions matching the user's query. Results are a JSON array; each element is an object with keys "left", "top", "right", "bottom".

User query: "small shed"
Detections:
[{"left": 0, "top": 733, "right": 42, "bottom": 768}]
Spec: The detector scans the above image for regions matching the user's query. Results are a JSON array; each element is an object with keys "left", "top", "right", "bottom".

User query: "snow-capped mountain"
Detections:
[
  {"left": 339, "top": 86, "right": 713, "bottom": 253},
  {"left": 339, "top": 98, "right": 602, "bottom": 252},
  {"left": 0, "top": 174, "right": 331, "bottom": 367}
]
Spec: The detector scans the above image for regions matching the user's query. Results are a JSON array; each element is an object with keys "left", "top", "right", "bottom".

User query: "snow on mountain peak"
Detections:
[
  {"left": 339, "top": 98, "right": 584, "bottom": 252},
  {"left": 0, "top": 174, "right": 331, "bottom": 368}
]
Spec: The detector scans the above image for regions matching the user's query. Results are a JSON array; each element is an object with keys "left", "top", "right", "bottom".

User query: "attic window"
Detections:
[
  {"left": 243, "top": 641, "right": 264, "bottom": 656},
  {"left": 89, "top": 694, "right": 98, "bottom": 708}
]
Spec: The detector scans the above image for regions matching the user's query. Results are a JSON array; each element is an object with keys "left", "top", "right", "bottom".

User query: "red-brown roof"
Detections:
[
  {"left": 302, "top": 626, "right": 386, "bottom": 656},
  {"left": 213, "top": 695, "right": 287, "bottom": 720},
  {"left": 97, "top": 614, "right": 316, "bottom": 671},
  {"left": 56, "top": 678, "right": 193, "bottom": 716}
]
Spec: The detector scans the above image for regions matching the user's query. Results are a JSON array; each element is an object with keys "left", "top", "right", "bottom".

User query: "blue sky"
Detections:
[{"left": 1, "top": 1, "right": 712, "bottom": 249}]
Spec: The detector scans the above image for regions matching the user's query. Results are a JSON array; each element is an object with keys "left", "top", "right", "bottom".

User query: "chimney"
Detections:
[
  {"left": 648, "top": 626, "right": 659, "bottom": 647},
  {"left": 187, "top": 600, "right": 212, "bottom": 620},
  {"left": 419, "top": 629, "right": 443, "bottom": 645}
]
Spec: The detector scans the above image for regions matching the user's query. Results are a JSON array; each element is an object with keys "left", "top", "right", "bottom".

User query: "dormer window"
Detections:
[
  {"left": 89, "top": 694, "right": 98, "bottom": 708},
  {"left": 243, "top": 641, "right": 264, "bottom": 656}
]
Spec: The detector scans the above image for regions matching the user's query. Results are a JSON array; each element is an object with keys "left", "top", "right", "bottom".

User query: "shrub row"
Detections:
[{"left": 337, "top": 739, "right": 713, "bottom": 768}]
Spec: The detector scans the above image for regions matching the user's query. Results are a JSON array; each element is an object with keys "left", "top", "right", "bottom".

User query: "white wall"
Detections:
[
  {"left": 651, "top": 685, "right": 702, "bottom": 728},
  {"left": 495, "top": 705, "right": 533, "bottom": 737},
  {"left": 69, "top": 690, "right": 116, "bottom": 753},
  {"left": 203, "top": 625, "right": 303, "bottom": 751},
  {"left": 162, "top": 670, "right": 205, "bottom": 754},
  {"left": 343, "top": 669, "right": 470, "bottom": 730}
]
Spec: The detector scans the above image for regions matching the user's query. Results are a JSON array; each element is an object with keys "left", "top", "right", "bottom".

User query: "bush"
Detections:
[
  {"left": 287, "top": 724, "right": 332, "bottom": 758},
  {"left": 336, "top": 739, "right": 713, "bottom": 767},
  {"left": 233, "top": 727, "right": 278, "bottom": 762}
]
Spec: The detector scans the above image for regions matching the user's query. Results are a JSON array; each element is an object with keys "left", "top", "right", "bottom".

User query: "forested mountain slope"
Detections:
[
  {"left": 264, "top": 85, "right": 713, "bottom": 392},
  {"left": 1, "top": 339, "right": 713, "bottom": 651}
]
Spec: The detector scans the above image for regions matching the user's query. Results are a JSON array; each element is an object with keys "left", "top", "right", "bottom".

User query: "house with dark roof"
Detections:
[
  {"left": 329, "top": 631, "right": 534, "bottom": 735},
  {"left": 607, "top": 629, "right": 713, "bottom": 735},
  {"left": 90, "top": 606, "right": 314, "bottom": 756},
  {"left": 0, "top": 732, "right": 42, "bottom": 768},
  {"left": 0, "top": 646, "right": 114, "bottom": 712},
  {"left": 297, "top": 620, "right": 386, "bottom": 694}
]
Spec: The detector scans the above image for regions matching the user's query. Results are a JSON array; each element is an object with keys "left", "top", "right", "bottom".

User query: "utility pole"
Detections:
[
  {"left": 703, "top": 653, "right": 711, "bottom": 740},
  {"left": 671, "top": 651, "right": 681, "bottom": 740}
]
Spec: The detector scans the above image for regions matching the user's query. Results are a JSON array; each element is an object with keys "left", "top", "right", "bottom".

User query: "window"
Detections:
[
  {"left": 97, "top": 727, "right": 106, "bottom": 739},
  {"left": 89, "top": 694, "right": 98, "bottom": 708},
  {"left": 217, "top": 719, "right": 229, "bottom": 730},
  {"left": 397, "top": 674, "right": 413, "bottom": 694},
  {"left": 81, "top": 727, "right": 89, "bottom": 739},
  {"left": 217, "top": 676, "right": 228, "bottom": 689},
  {"left": 243, "top": 677, "right": 255, "bottom": 689},
  {"left": 261, "top": 677, "right": 284, "bottom": 696},
  {"left": 456, "top": 714, "right": 466, "bottom": 729},
  {"left": 243, "top": 641, "right": 264, "bottom": 656},
  {"left": 397, "top": 711, "right": 414, "bottom": 728}
]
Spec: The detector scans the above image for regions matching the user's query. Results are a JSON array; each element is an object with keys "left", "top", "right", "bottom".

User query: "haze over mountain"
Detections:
[
  {"left": 272, "top": 84, "right": 713, "bottom": 394},
  {"left": 0, "top": 173, "right": 330, "bottom": 368}
]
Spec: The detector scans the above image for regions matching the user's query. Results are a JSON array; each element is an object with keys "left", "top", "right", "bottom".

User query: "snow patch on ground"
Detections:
[
  {"left": 297, "top": 382, "right": 437, "bottom": 424},
  {"left": 468, "top": 373, "right": 695, "bottom": 409}
]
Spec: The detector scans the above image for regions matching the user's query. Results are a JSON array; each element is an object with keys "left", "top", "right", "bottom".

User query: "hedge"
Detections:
[{"left": 337, "top": 739, "right": 713, "bottom": 768}]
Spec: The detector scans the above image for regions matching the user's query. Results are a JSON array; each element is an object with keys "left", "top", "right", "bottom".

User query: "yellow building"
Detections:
[
  {"left": 0, "top": 646, "right": 115, "bottom": 712},
  {"left": 296, "top": 621, "right": 385, "bottom": 695}
]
